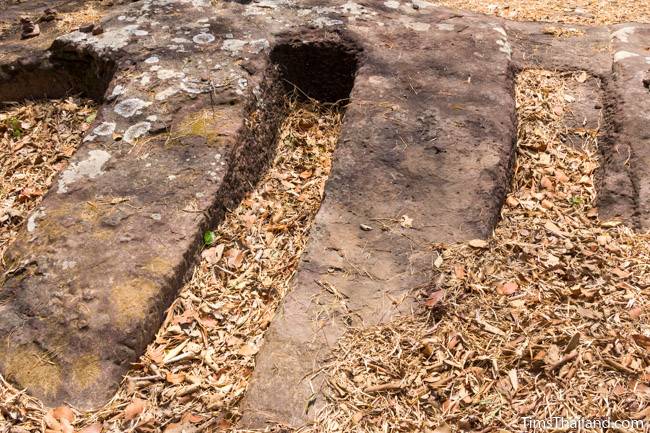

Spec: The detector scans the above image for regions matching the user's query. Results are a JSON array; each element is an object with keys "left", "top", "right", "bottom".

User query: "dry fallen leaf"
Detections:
[
  {"left": 201, "top": 244, "right": 225, "bottom": 264},
  {"left": 77, "top": 423, "right": 103, "bottom": 433},
  {"left": 61, "top": 419, "right": 74, "bottom": 433},
  {"left": 424, "top": 290, "right": 445, "bottom": 308},
  {"left": 497, "top": 281, "right": 519, "bottom": 295},
  {"left": 468, "top": 239, "right": 488, "bottom": 248},
  {"left": 632, "top": 334, "right": 650, "bottom": 350},
  {"left": 630, "top": 306, "right": 643, "bottom": 320},
  {"left": 166, "top": 371, "right": 186, "bottom": 385},
  {"left": 508, "top": 369, "right": 519, "bottom": 392},
  {"left": 44, "top": 412, "right": 62, "bottom": 431},
  {"left": 224, "top": 248, "right": 245, "bottom": 268},
  {"left": 453, "top": 264, "right": 465, "bottom": 280},
  {"left": 123, "top": 398, "right": 147, "bottom": 421},
  {"left": 238, "top": 342, "right": 260, "bottom": 356},
  {"left": 540, "top": 176, "right": 554, "bottom": 190},
  {"left": 52, "top": 406, "right": 75, "bottom": 423},
  {"left": 611, "top": 267, "right": 630, "bottom": 279},
  {"left": 433, "top": 422, "right": 452, "bottom": 433}
]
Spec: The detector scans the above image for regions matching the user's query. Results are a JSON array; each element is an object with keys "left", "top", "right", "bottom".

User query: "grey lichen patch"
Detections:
[
  {"left": 221, "top": 38, "right": 269, "bottom": 56},
  {"left": 114, "top": 98, "right": 152, "bottom": 118},
  {"left": 221, "top": 39, "right": 248, "bottom": 54},
  {"left": 109, "top": 85, "right": 126, "bottom": 100},
  {"left": 180, "top": 80, "right": 209, "bottom": 94},
  {"left": 398, "top": 14, "right": 431, "bottom": 31},
  {"left": 193, "top": 33, "right": 215, "bottom": 44},
  {"left": 56, "top": 25, "right": 149, "bottom": 54},
  {"left": 157, "top": 69, "right": 184, "bottom": 80},
  {"left": 26, "top": 208, "right": 46, "bottom": 233},
  {"left": 93, "top": 122, "right": 117, "bottom": 136},
  {"left": 58, "top": 150, "right": 112, "bottom": 194},
  {"left": 155, "top": 86, "right": 180, "bottom": 101},
  {"left": 123, "top": 121, "right": 152, "bottom": 144},
  {"left": 313, "top": 16, "right": 344, "bottom": 28},
  {"left": 493, "top": 26, "right": 512, "bottom": 59}
]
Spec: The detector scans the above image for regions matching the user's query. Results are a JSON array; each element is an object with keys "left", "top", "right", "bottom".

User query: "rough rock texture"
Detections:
[{"left": 0, "top": 0, "right": 649, "bottom": 417}]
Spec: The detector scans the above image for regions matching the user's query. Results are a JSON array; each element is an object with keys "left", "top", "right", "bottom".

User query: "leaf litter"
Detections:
[
  {"left": 0, "top": 96, "right": 344, "bottom": 432},
  {"left": 306, "top": 70, "right": 649, "bottom": 432},
  {"left": 435, "top": 0, "right": 650, "bottom": 25},
  {"left": 0, "top": 98, "right": 96, "bottom": 262},
  {"left": 1, "top": 53, "right": 649, "bottom": 433}
]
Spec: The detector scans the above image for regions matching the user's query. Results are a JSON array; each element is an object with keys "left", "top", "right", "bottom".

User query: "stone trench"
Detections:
[{"left": 0, "top": 0, "right": 649, "bottom": 429}]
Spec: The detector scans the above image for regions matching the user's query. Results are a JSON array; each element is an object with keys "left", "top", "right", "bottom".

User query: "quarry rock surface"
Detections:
[{"left": 0, "top": 0, "right": 648, "bottom": 423}]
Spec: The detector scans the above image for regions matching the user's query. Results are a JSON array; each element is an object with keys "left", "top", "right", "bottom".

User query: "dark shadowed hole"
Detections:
[
  {"left": 0, "top": 43, "right": 115, "bottom": 104},
  {"left": 219, "top": 36, "right": 362, "bottom": 215},
  {"left": 270, "top": 39, "right": 360, "bottom": 104}
]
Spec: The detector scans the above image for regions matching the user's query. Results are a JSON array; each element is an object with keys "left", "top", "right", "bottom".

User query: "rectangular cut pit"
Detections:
[
  {"left": 240, "top": 25, "right": 521, "bottom": 428},
  {"left": 0, "top": 33, "right": 361, "bottom": 409}
]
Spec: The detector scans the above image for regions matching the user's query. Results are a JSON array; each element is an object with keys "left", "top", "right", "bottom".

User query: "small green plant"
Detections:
[
  {"left": 570, "top": 196, "right": 584, "bottom": 207},
  {"left": 6, "top": 117, "right": 23, "bottom": 138},
  {"left": 203, "top": 230, "right": 216, "bottom": 246}
]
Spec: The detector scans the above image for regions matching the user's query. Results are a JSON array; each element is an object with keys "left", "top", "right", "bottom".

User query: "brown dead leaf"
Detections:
[
  {"left": 61, "top": 419, "right": 74, "bottom": 433},
  {"left": 52, "top": 406, "right": 75, "bottom": 423},
  {"left": 224, "top": 248, "right": 244, "bottom": 269},
  {"left": 508, "top": 369, "right": 519, "bottom": 392},
  {"left": 497, "top": 281, "right": 518, "bottom": 295},
  {"left": 238, "top": 342, "right": 260, "bottom": 356},
  {"left": 632, "top": 334, "right": 650, "bottom": 350},
  {"left": 424, "top": 290, "right": 445, "bottom": 308},
  {"left": 611, "top": 267, "right": 630, "bottom": 279},
  {"left": 181, "top": 412, "right": 205, "bottom": 424},
  {"left": 544, "top": 220, "right": 566, "bottom": 237},
  {"left": 630, "top": 306, "right": 642, "bottom": 320},
  {"left": 468, "top": 239, "right": 488, "bottom": 248},
  {"left": 201, "top": 244, "right": 224, "bottom": 264},
  {"left": 77, "top": 423, "right": 103, "bottom": 433},
  {"left": 540, "top": 176, "right": 554, "bottom": 190},
  {"left": 166, "top": 371, "right": 186, "bottom": 385},
  {"left": 453, "top": 264, "right": 465, "bottom": 280},
  {"left": 433, "top": 422, "right": 452, "bottom": 433},
  {"left": 123, "top": 398, "right": 147, "bottom": 421},
  {"left": 44, "top": 412, "right": 62, "bottom": 431},
  {"left": 555, "top": 170, "right": 569, "bottom": 183},
  {"left": 147, "top": 346, "right": 165, "bottom": 364}
]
